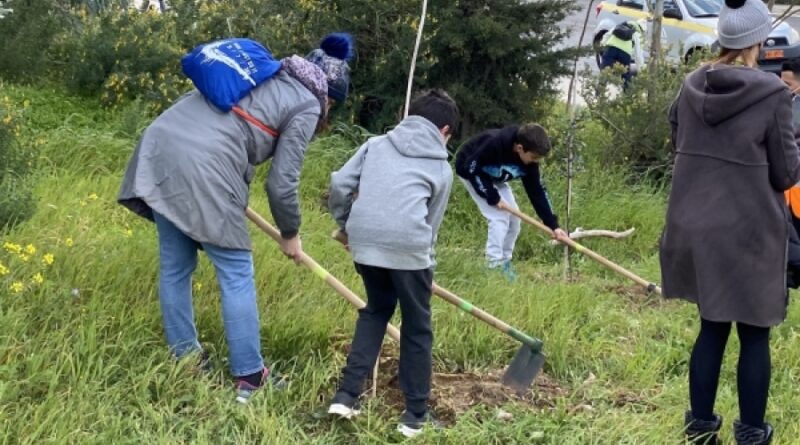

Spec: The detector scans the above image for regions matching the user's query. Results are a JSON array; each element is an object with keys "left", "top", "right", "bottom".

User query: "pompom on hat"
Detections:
[
  {"left": 717, "top": 0, "right": 772, "bottom": 50},
  {"left": 305, "top": 33, "right": 355, "bottom": 102}
]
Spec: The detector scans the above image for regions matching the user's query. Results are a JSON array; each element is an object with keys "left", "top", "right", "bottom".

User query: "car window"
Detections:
[
  {"left": 683, "top": 0, "right": 723, "bottom": 17},
  {"left": 617, "top": 0, "right": 645, "bottom": 10}
]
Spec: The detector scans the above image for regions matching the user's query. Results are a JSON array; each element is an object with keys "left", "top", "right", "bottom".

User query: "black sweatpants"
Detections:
[
  {"left": 338, "top": 263, "right": 434, "bottom": 414},
  {"left": 689, "top": 318, "right": 771, "bottom": 427}
]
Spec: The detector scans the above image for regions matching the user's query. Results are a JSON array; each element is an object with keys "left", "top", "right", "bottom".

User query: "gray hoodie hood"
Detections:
[
  {"left": 386, "top": 115, "right": 448, "bottom": 160},
  {"left": 683, "top": 64, "right": 786, "bottom": 126}
]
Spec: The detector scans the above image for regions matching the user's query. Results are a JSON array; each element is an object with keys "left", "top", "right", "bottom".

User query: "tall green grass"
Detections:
[{"left": 1, "top": 84, "right": 799, "bottom": 444}]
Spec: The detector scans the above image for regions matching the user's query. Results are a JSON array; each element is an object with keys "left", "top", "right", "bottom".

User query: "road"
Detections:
[{"left": 555, "top": 2, "right": 800, "bottom": 106}]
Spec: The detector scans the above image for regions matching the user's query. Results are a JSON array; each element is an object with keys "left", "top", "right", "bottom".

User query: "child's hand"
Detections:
[
  {"left": 552, "top": 228, "right": 570, "bottom": 242},
  {"left": 494, "top": 200, "right": 508, "bottom": 210},
  {"left": 332, "top": 229, "right": 350, "bottom": 251}
]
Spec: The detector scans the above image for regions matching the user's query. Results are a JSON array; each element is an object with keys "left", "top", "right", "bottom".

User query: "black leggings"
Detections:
[{"left": 689, "top": 318, "right": 771, "bottom": 427}]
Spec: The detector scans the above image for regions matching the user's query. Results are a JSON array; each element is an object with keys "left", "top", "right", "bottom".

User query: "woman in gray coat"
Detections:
[
  {"left": 118, "top": 34, "right": 353, "bottom": 403},
  {"left": 660, "top": 1, "right": 800, "bottom": 443}
]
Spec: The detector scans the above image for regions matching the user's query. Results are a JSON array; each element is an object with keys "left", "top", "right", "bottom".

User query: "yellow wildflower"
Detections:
[
  {"left": 193, "top": 282, "right": 203, "bottom": 291},
  {"left": 42, "top": 253, "right": 55, "bottom": 266},
  {"left": 124, "top": 228, "right": 133, "bottom": 238},
  {"left": 80, "top": 200, "right": 87, "bottom": 207},
  {"left": 3, "top": 242, "right": 21, "bottom": 254},
  {"left": 88, "top": 193, "right": 99, "bottom": 201},
  {"left": 2, "top": 115, "right": 11, "bottom": 125},
  {"left": 32, "top": 273, "right": 44, "bottom": 285},
  {"left": 24, "top": 244, "right": 36, "bottom": 255},
  {"left": 65, "top": 238, "right": 74, "bottom": 247},
  {"left": 0, "top": 262, "right": 8, "bottom": 276},
  {"left": 9, "top": 282, "right": 24, "bottom": 294},
  {"left": 19, "top": 254, "right": 29, "bottom": 262}
]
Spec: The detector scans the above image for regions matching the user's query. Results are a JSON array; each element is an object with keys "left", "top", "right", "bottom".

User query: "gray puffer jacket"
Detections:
[{"left": 118, "top": 70, "right": 320, "bottom": 250}]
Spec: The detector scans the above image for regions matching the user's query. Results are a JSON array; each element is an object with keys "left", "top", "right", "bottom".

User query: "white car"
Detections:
[{"left": 593, "top": 0, "right": 800, "bottom": 73}]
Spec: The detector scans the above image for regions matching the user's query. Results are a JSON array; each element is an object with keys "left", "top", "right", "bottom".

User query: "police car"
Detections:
[{"left": 593, "top": 0, "right": 800, "bottom": 73}]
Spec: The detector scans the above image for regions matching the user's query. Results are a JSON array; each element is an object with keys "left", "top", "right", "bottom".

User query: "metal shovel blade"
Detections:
[{"left": 501, "top": 345, "right": 545, "bottom": 393}]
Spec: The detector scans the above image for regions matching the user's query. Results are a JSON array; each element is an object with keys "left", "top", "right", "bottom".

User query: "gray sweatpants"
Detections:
[{"left": 459, "top": 177, "right": 521, "bottom": 267}]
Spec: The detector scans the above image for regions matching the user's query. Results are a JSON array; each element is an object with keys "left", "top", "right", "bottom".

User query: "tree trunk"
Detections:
[{"left": 648, "top": 0, "right": 664, "bottom": 99}]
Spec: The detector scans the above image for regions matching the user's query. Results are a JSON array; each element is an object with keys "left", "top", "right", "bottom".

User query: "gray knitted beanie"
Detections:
[{"left": 718, "top": 0, "right": 772, "bottom": 50}]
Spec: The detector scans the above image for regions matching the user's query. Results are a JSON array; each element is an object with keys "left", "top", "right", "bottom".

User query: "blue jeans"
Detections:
[{"left": 154, "top": 212, "right": 264, "bottom": 377}]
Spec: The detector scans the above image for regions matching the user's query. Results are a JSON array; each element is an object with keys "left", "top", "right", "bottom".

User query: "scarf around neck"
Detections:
[{"left": 281, "top": 55, "right": 328, "bottom": 120}]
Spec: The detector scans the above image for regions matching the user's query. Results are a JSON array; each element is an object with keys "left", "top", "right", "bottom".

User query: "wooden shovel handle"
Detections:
[
  {"left": 503, "top": 205, "right": 662, "bottom": 295},
  {"left": 245, "top": 207, "right": 401, "bottom": 342}
]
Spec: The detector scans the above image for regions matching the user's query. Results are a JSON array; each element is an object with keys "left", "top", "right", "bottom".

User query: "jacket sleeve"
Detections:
[
  {"left": 766, "top": 90, "right": 800, "bottom": 191},
  {"left": 328, "top": 142, "right": 370, "bottom": 230},
  {"left": 426, "top": 167, "right": 453, "bottom": 266},
  {"left": 521, "top": 166, "right": 559, "bottom": 230},
  {"left": 265, "top": 106, "right": 319, "bottom": 239}
]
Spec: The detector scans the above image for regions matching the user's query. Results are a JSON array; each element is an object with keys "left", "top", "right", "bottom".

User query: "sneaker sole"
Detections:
[
  {"left": 397, "top": 423, "right": 423, "bottom": 438},
  {"left": 235, "top": 395, "right": 251, "bottom": 404},
  {"left": 328, "top": 403, "right": 361, "bottom": 419}
]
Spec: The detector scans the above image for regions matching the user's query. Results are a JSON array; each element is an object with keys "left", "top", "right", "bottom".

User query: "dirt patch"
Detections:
[
  {"left": 365, "top": 355, "right": 569, "bottom": 424},
  {"left": 603, "top": 283, "right": 663, "bottom": 308}
]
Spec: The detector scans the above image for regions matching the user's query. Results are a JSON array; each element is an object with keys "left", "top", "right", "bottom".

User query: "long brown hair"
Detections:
[{"left": 711, "top": 45, "right": 760, "bottom": 67}]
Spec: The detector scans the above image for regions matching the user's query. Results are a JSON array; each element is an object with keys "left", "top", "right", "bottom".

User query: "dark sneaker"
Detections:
[
  {"left": 327, "top": 391, "right": 362, "bottom": 419},
  {"left": 397, "top": 410, "right": 442, "bottom": 438},
  {"left": 685, "top": 411, "right": 722, "bottom": 445},
  {"left": 234, "top": 368, "right": 288, "bottom": 404},
  {"left": 734, "top": 420, "right": 774, "bottom": 445}
]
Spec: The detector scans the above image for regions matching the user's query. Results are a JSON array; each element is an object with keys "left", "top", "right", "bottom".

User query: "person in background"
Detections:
[{"left": 600, "top": 20, "right": 645, "bottom": 89}]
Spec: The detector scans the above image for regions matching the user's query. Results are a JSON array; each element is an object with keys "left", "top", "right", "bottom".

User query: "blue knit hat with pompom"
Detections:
[{"left": 305, "top": 33, "right": 355, "bottom": 102}]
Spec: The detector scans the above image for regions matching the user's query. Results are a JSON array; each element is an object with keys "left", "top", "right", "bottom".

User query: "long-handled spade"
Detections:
[
  {"left": 331, "top": 229, "right": 545, "bottom": 392},
  {"left": 432, "top": 284, "right": 545, "bottom": 393},
  {"left": 502, "top": 204, "right": 662, "bottom": 295},
  {"left": 245, "top": 207, "right": 400, "bottom": 342}
]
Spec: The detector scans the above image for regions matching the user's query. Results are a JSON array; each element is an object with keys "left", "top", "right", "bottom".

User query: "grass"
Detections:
[{"left": 1, "top": 83, "right": 799, "bottom": 444}]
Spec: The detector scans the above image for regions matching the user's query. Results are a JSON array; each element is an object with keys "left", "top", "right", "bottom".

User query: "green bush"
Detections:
[
  {"left": 0, "top": 0, "right": 72, "bottom": 81},
  {"left": 0, "top": 107, "right": 35, "bottom": 230},
  {"left": 580, "top": 58, "right": 699, "bottom": 183},
  {"left": 58, "top": 6, "right": 192, "bottom": 113}
]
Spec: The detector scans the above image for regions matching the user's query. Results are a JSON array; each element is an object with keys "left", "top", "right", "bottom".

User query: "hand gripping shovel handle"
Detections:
[
  {"left": 502, "top": 206, "right": 662, "bottom": 295},
  {"left": 245, "top": 207, "right": 401, "bottom": 342},
  {"left": 432, "top": 284, "right": 543, "bottom": 352}
]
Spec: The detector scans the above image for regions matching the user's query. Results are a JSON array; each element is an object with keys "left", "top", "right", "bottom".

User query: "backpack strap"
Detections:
[{"left": 231, "top": 105, "right": 279, "bottom": 138}]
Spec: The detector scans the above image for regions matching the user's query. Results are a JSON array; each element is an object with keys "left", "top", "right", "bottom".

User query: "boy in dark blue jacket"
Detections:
[{"left": 455, "top": 123, "right": 567, "bottom": 281}]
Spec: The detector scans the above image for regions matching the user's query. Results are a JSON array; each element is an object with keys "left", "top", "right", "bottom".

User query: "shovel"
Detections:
[
  {"left": 502, "top": 204, "right": 662, "bottom": 295},
  {"left": 432, "top": 284, "right": 545, "bottom": 393},
  {"left": 245, "top": 207, "right": 400, "bottom": 342},
  {"left": 332, "top": 229, "right": 545, "bottom": 392}
]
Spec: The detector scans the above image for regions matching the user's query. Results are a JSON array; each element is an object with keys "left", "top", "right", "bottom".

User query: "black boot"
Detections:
[
  {"left": 685, "top": 411, "right": 722, "bottom": 445},
  {"left": 734, "top": 420, "right": 774, "bottom": 445}
]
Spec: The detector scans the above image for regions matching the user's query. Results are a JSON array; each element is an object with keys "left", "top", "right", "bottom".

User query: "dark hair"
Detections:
[
  {"left": 408, "top": 89, "right": 460, "bottom": 136},
  {"left": 725, "top": 0, "right": 746, "bottom": 8},
  {"left": 783, "top": 58, "right": 800, "bottom": 74},
  {"left": 515, "top": 123, "right": 551, "bottom": 156}
]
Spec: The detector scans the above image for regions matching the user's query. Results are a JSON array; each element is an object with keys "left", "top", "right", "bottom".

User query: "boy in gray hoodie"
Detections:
[{"left": 326, "top": 90, "right": 459, "bottom": 438}]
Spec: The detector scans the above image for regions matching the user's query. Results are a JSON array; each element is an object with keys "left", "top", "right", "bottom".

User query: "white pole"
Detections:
[{"left": 404, "top": 0, "right": 429, "bottom": 117}]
